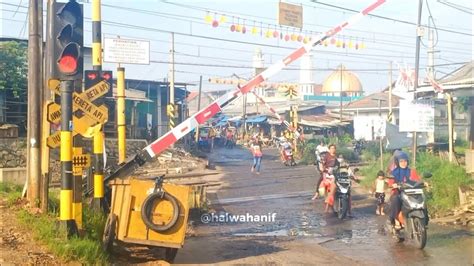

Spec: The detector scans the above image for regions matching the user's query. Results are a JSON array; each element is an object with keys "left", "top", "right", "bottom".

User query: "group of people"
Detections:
[
  {"left": 312, "top": 140, "right": 423, "bottom": 229},
  {"left": 371, "top": 150, "right": 422, "bottom": 229}
]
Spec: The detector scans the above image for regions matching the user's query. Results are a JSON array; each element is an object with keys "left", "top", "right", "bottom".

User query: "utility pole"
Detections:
[
  {"left": 195, "top": 76, "right": 202, "bottom": 142},
  {"left": 447, "top": 93, "right": 454, "bottom": 162},
  {"left": 340, "top": 64, "right": 343, "bottom": 122},
  {"left": 388, "top": 61, "right": 393, "bottom": 124},
  {"left": 40, "top": 0, "right": 50, "bottom": 214},
  {"left": 27, "top": 0, "right": 42, "bottom": 206},
  {"left": 168, "top": 32, "right": 176, "bottom": 131},
  {"left": 242, "top": 94, "right": 247, "bottom": 138},
  {"left": 373, "top": 98, "right": 386, "bottom": 170},
  {"left": 412, "top": 0, "right": 423, "bottom": 167}
]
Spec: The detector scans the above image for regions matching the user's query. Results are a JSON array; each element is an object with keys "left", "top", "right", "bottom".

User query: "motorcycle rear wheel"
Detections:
[{"left": 412, "top": 217, "right": 427, "bottom": 249}]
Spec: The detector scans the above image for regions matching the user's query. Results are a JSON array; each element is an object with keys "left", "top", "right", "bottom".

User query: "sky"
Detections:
[{"left": 1, "top": 0, "right": 472, "bottom": 94}]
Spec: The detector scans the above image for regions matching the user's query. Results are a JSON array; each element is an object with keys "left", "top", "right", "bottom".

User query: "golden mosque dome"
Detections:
[{"left": 322, "top": 65, "right": 363, "bottom": 95}]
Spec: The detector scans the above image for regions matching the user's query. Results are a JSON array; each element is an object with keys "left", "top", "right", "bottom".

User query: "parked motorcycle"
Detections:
[{"left": 387, "top": 173, "right": 432, "bottom": 249}]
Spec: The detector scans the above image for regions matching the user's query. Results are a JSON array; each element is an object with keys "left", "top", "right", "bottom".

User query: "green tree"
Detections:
[
  {"left": 0, "top": 41, "right": 28, "bottom": 98},
  {"left": 455, "top": 96, "right": 470, "bottom": 113}
]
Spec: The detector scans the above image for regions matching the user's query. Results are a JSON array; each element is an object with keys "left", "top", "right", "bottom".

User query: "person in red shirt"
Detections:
[{"left": 250, "top": 137, "right": 263, "bottom": 175}]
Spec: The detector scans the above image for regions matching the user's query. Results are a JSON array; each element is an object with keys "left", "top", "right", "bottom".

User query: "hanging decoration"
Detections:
[{"left": 203, "top": 10, "right": 368, "bottom": 50}]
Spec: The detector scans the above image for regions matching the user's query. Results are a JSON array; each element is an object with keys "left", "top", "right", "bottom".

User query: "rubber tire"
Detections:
[
  {"left": 412, "top": 217, "right": 427, "bottom": 249},
  {"left": 141, "top": 191, "right": 180, "bottom": 232},
  {"left": 102, "top": 213, "right": 117, "bottom": 253},
  {"left": 338, "top": 197, "right": 348, "bottom": 220},
  {"left": 165, "top": 247, "right": 178, "bottom": 263}
]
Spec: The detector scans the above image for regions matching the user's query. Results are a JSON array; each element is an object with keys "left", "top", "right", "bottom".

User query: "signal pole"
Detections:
[
  {"left": 117, "top": 67, "right": 126, "bottom": 163},
  {"left": 27, "top": 0, "right": 42, "bottom": 206},
  {"left": 92, "top": 0, "right": 105, "bottom": 210}
]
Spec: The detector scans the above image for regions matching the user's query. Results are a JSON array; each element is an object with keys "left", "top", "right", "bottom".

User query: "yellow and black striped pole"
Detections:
[
  {"left": 167, "top": 103, "right": 175, "bottom": 130},
  {"left": 290, "top": 105, "right": 298, "bottom": 152},
  {"left": 60, "top": 80, "right": 77, "bottom": 236},
  {"left": 72, "top": 148, "right": 82, "bottom": 229},
  {"left": 92, "top": 0, "right": 105, "bottom": 209},
  {"left": 117, "top": 67, "right": 126, "bottom": 164},
  {"left": 92, "top": 0, "right": 101, "bottom": 70},
  {"left": 93, "top": 130, "right": 105, "bottom": 201}
]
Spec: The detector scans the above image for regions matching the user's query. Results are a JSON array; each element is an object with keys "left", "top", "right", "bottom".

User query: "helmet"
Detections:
[{"left": 394, "top": 151, "right": 409, "bottom": 166}]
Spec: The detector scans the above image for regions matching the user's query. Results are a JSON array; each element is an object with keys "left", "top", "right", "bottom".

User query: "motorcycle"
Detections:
[
  {"left": 283, "top": 147, "right": 296, "bottom": 166},
  {"left": 387, "top": 173, "right": 431, "bottom": 249},
  {"left": 332, "top": 166, "right": 352, "bottom": 219}
]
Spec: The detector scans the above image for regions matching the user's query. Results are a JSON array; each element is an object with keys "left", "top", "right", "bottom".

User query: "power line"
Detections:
[{"left": 307, "top": 0, "right": 473, "bottom": 36}]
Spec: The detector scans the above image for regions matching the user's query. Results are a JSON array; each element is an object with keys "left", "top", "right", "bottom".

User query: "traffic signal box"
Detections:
[
  {"left": 51, "top": 1, "right": 83, "bottom": 81},
  {"left": 85, "top": 70, "right": 113, "bottom": 98}
]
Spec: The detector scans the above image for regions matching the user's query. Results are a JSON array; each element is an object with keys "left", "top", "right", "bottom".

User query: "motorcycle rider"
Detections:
[
  {"left": 388, "top": 151, "right": 421, "bottom": 229},
  {"left": 312, "top": 144, "right": 339, "bottom": 204}
]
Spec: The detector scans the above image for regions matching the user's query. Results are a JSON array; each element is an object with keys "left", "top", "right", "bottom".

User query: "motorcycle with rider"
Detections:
[{"left": 387, "top": 151, "right": 431, "bottom": 249}]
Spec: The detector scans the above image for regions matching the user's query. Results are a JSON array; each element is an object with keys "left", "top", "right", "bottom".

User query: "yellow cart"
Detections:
[{"left": 103, "top": 176, "right": 190, "bottom": 263}]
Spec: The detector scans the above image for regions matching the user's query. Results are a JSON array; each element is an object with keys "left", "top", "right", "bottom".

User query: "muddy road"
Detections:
[{"left": 175, "top": 146, "right": 473, "bottom": 265}]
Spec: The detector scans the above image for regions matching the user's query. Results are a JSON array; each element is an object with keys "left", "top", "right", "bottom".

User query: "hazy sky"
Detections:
[{"left": 1, "top": 0, "right": 472, "bottom": 94}]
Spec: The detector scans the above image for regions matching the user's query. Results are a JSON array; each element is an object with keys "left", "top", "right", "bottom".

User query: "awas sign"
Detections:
[{"left": 399, "top": 99, "right": 434, "bottom": 132}]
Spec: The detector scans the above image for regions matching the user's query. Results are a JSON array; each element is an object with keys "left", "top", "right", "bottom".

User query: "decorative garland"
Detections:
[{"left": 204, "top": 12, "right": 366, "bottom": 49}]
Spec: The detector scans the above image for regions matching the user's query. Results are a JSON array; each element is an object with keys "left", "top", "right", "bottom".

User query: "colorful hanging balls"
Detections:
[
  {"left": 297, "top": 35, "right": 303, "bottom": 42},
  {"left": 330, "top": 38, "right": 336, "bottom": 45},
  {"left": 360, "top": 42, "right": 366, "bottom": 49},
  {"left": 230, "top": 24, "right": 236, "bottom": 32},
  {"left": 242, "top": 26, "right": 247, "bottom": 34},
  {"left": 204, "top": 14, "right": 213, "bottom": 23},
  {"left": 219, "top": 15, "right": 227, "bottom": 23},
  {"left": 251, "top": 27, "right": 258, "bottom": 35},
  {"left": 273, "top": 31, "right": 279, "bottom": 38},
  {"left": 323, "top": 40, "right": 328, "bottom": 46},
  {"left": 284, "top": 34, "right": 290, "bottom": 41},
  {"left": 212, "top": 20, "right": 219, "bottom": 27},
  {"left": 280, "top": 32, "right": 283, "bottom": 39},
  {"left": 236, "top": 25, "right": 242, "bottom": 32},
  {"left": 303, "top": 36, "right": 309, "bottom": 44},
  {"left": 336, "top": 40, "right": 342, "bottom": 47},
  {"left": 291, "top": 34, "right": 297, "bottom": 41},
  {"left": 342, "top": 42, "right": 346, "bottom": 48},
  {"left": 348, "top": 41, "right": 353, "bottom": 49},
  {"left": 265, "top": 30, "right": 272, "bottom": 38}
]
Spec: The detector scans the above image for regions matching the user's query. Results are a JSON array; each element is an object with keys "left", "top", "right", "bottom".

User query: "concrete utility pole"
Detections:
[
  {"left": 447, "top": 93, "right": 454, "bottom": 162},
  {"left": 40, "top": 0, "right": 50, "bottom": 214},
  {"left": 412, "top": 0, "right": 424, "bottom": 167},
  {"left": 339, "top": 64, "right": 343, "bottom": 122},
  {"left": 373, "top": 98, "right": 386, "bottom": 170},
  {"left": 27, "top": 0, "right": 42, "bottom": 205},
  {"left": 169, "top": 32, "right": 176, "bottom": 131},
  {"left": 388, "top": 61, "right": 393, "bottom": 124}
]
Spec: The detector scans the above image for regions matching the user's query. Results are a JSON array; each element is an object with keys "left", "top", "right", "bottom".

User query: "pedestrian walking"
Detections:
[{"left": 250, "top": 137, "right": 263, "bottom": 175}]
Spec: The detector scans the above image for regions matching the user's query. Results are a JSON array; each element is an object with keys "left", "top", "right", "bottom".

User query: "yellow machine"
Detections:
[{"left": 103, "top": 176, "right": 190, "bottom": 262}]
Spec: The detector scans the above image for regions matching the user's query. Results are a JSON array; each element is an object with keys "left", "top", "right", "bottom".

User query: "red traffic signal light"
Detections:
[{"left": 50, "top": 1, "right": 83, "bottom": 80}]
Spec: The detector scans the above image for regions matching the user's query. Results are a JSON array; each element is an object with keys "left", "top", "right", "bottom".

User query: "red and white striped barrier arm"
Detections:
[
  {"left": 107, "top": 0, "right": 386, "bottom": 179},
  {"left": 250, "top": 91, "right": 299, "bottom": 137}
]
